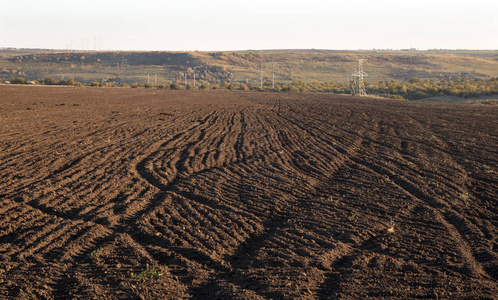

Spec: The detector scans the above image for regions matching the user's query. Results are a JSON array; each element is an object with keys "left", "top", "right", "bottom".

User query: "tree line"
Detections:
[{"left": 6, "top": 76, "right": 498, "bottom": 101}]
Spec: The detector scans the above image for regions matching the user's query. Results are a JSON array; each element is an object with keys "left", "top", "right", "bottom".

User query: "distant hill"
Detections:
[{"left": 1, "top": 49, "right": 497, "bottom": 85}]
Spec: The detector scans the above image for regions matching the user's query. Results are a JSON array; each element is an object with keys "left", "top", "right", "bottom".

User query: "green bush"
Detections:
[
  {"left": 43, "top": 78, "right": 57, "bottom": 85},
  {"left": 387, "top": 94, "right": 405, "bottom": 100},
  {"left": 170, "top": 83, "right": 182, "bottom": 90},
  {"left": 10, "top": 77, "right": 27, "bottom": 84}
]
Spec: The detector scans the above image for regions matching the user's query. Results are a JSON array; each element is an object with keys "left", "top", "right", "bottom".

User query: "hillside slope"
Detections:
[{"left": 1, "top": 49, "right": 497, "bottom": 85}]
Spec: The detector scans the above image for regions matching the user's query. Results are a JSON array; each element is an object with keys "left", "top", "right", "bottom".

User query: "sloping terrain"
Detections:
[
  {"left": 2, "top": 49, "right": 498, "bottom": 85},
  {"left": 0, "top": 86, "right": 497, "bottom": 299}
]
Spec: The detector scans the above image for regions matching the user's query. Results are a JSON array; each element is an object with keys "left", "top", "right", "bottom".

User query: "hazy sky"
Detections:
[{"left": 1, "top": 0, "right": 497, "bottom": 51}]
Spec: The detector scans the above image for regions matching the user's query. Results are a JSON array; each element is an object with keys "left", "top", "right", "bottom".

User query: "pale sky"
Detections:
[{"left": 1, "top": 0, "right": 497, "bottom": 51}]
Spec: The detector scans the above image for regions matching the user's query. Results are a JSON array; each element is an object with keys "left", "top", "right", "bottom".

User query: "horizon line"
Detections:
[{"left": 1, "top": 47, "right": 498, "bottom": 53}]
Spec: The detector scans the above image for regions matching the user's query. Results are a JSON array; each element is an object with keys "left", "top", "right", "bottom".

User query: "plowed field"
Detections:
[{"left": 1, "top": 86, "right": 497, "bottom": 299}]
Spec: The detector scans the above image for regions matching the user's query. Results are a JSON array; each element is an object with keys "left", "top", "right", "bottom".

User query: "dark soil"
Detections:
[{"left": 0, "top": 86, "right": 497, "bottom": 299}]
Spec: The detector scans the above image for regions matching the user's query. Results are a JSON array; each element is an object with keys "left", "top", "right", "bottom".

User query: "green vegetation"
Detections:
[
  {"left": 130, "top": 266, "right": 164, "bottom": 281},
  {"left": 6, "top": 74, "right": 498, "bottom": 102},
  {"left": 10, "top": 77, "right": 27, "bottom": 84},
  {"left": 367, "top": 77, "right": 498, "bottom": 100},
  {"left": 89, "top": 247, "right": 104, "bottom": 257}
]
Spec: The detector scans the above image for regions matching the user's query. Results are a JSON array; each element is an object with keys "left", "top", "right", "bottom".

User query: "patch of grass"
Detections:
[
  {"left": 130, "top": 266, "right": 165, "bottom": 281},
  {"left": 90, "top": 247, "right": 104, "bottom": 257}
]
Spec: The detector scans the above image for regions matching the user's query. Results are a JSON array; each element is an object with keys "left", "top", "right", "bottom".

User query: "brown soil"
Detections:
[{"left": 0, "top": 86, "right": 497, "bottom": 299}]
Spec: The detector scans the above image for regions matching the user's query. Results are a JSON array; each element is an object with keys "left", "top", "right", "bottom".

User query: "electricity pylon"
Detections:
[{"left": 349, "top": 59, "right": 368, "bottom": 96}]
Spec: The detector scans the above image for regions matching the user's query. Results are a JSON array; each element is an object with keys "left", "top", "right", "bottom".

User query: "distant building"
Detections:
[
  {"left": 28, "top": 81, "right": 36, "bottom": 85},
  {"left": 4, "top": 81, "right": 11, "bottom": 84}
]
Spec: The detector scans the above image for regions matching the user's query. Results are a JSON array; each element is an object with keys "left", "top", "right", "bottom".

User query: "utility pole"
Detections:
[
  {"left": 120, "top": 58, "right": 127, "bottom": 85},
  {"left": 272, "top": 59, "right": 275, "bottom": 89},
  {"left": 155, "top": 73, "right": 157, "bottom": 86},
  {"left": 260, "top": 60, "right": 263, "bottom": 89},
  {"left": 147, "top": 73, "right": 150, "bottom": 84}
]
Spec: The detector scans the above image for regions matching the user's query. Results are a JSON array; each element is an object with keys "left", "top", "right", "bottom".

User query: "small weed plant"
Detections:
[
  {"left": 131, "top": 266, "right": 165, "bottom": 281},
  {"left": 90, "top": 247, "right": 104, "bottom": 257}
]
